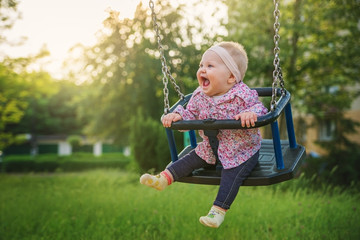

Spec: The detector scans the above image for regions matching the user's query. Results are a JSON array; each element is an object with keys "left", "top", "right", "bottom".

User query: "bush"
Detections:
[
  {"left": 1, "top": 153, "right": 131, "bottom": 173},
  {"left": 301, "top": 142, "right": 360, "bottom": 189},
  {"left": 130, "top": 111, "right": 171, "bottom": 172},
  {"left": 66, "top": 135, "right": 83, "bottom": 150}
]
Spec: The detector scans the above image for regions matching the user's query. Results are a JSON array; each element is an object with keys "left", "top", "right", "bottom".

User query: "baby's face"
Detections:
[{"left": 197, "top": 51, "right": 236, "bottom": 97}]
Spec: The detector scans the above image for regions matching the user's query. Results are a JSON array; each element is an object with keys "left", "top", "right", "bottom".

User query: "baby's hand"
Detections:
[
  {"left": 234, "top": 112, "right": 257, "bottom": 128},
  {"left": 162, "top": 113, "right": 182, "bottom": 128}
]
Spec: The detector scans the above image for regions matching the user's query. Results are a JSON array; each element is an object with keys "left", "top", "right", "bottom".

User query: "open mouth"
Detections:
[{"left": 202, "top": 77, "right": 210, "bottom": 87}]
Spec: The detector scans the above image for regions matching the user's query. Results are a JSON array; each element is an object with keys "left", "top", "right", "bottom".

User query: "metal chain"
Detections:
[
  {"left": 270, "top": 0, "right": 285, "bottom": 112},
  {"left": 149, "top": 0, "right": 184, "bottom": 114}
]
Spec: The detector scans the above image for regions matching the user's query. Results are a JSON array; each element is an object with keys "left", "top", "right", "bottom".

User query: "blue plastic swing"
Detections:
[{"left": 164, "top": 88, "right": 306, "bottom": 186}]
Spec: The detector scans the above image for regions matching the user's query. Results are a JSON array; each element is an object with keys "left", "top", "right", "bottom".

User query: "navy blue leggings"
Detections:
[{"left": 167, "top": 150, "right": 259, "bottom": 210}]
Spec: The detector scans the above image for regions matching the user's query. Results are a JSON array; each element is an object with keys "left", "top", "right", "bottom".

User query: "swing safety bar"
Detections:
[
  {"left": 164, "top": 87, "right": 298, "bottom": 171},
  {"left": 168, "top": 88, "right": 289, "bottom": 131}
]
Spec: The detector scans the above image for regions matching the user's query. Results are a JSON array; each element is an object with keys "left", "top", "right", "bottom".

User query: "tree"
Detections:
[
  {"left": 225, "top": 0, "right": 275, "bottom": 87},
  {"left": 0, "top": 63, "right": 28, "bottom": 150},
  {"left": 2, "top": 52, "right": 87, "bottom": 151},
  {"left": 225, "top": 0, "right": 359, "bottom": 127},
  {"left": 8, "top": 77, "right": 85, "bottom": 136},
  {"left": 225, "top": 0, "right": 360, "bottom": 185},
  {"left": 1, "top": 0, "right": 87, "bottom": 153},
  {"left": 297, "top": 0, "right": 360, "bottom": 185},
  {"left": 72, "top": 0, "right": 224, "bottom": 146}
]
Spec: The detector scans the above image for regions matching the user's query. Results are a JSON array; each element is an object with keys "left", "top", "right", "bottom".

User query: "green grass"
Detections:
[{"left": 0, "top": 170, "right": 359, "bottom": 240}]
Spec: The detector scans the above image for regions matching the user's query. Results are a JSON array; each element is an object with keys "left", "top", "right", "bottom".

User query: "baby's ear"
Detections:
[{"left": 228, "top": 74, "right": 237, "bottom": 84}]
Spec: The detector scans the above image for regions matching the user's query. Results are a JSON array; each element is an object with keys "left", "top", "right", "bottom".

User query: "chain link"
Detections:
[
  {"left": 270, "top": 0, "right": 285, "bottom": 112},
  {"left": 149, "top": 0, "right": 184, "bottom": 114}
]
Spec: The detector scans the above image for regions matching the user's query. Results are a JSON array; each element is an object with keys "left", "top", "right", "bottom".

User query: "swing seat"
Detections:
[
  {"left": 164, "top": 87, "right": 306, "bottom": 186},
  {"left": 173, "top": 139, "right": 305, "bottom": 186}
]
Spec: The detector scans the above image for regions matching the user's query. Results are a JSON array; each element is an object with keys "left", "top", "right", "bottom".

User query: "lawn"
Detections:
[{"left": 0, "top": 170, "right": 359, "bottom": 240}]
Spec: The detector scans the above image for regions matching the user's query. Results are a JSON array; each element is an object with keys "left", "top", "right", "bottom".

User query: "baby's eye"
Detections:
[{"left": 208, "top": 64, "right": 213, "bottom": 68}]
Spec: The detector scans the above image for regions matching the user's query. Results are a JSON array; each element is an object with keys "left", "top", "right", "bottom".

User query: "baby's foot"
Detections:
[
  {"left": 199, "top": 206, "right": 226, "bottom": 228},
  {"left": 139, "top": 173, "right": 168, "bottom": 191}
]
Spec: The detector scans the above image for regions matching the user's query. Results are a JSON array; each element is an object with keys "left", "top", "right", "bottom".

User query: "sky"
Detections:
[
  {"left": 1, "top": 0, "right": 145, "bottom": 78},
  {"left": 1, "top": 0, "right": 225, "bottom": 79}
]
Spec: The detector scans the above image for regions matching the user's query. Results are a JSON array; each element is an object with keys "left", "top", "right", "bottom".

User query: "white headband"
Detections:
[{"left": 206, "top": 45, "right": 242, "bottom": 83}]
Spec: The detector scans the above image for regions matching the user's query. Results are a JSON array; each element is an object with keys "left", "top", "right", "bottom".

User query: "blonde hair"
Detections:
[{"left": 217, "top": 41, "right": 248, "bottom": 81}]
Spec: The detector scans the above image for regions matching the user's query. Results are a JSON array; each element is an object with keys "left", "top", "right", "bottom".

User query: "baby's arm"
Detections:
[
  {"left": 161, "top": 90, "right": 201, "bottom": 128},
  {"left": 162, "top": 113, "right": 183, "bottom": 128},
  {"left": 234, "top": 112, "right": 257, "bottom": 128},
  {"left": 234, "top": 88, "right": 268, "bottom": 128}
]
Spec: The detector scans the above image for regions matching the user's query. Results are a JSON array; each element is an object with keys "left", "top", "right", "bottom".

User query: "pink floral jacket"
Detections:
[{"left": 174, "top": 82, "right": 268, "bottom": 169}]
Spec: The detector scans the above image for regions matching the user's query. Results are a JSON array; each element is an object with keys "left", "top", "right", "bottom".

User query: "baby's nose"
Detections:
[{"left": 199, "top": 66, "right": 206, "bottom": 72}]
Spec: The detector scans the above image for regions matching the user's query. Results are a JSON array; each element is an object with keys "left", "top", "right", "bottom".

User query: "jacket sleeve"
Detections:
[
  {"left": 241, "top": 89, "right": 268, "bottom": 116},
  {"left": 173, "top": 94, "right": 199, "bottom": 120}
]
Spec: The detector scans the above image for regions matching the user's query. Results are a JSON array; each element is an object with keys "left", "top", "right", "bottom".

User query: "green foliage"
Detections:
[
  {"left": 225, "top": 0, "right": 360, "bottom": 186},
  {"left": 226, "top": 0, "right": 359, "bottom": 115},
  {"left": 295, "top": 0, "right": 360, "bottom": 117},
  {"left": 73, "top": 1, "right": 221, "bottom": 145},
  {"left": 1, "top": 153, "right": 130, "bottom": 173},
  {"left": 225, "top": 0, "right": 275, "bottom": 87},
  {"left": 304, "top": 141, "right": 360, "bottom": 187},
  {"left": 0, "top": 63, "right": 29, "bottom": 150},
  {"left": 66, "top": 135, "right": 82, "bottom": 149},
  {"left": 0, "top": 170, "right": 359, "bottom": 239},
  {"left": 1, "top": 58, "right": 85, "bottom": 151},
  {"left": 130, "top": 110, "right": 170, "bottom": 172},
  {"left": 8, "top": 78, "right": 86, "bottom": 136}
]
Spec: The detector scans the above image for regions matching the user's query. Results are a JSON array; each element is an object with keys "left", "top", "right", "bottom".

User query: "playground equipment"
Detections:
[{"left": 149, "top": 0, "right": 306, "bottom": 185}]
